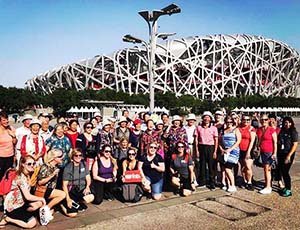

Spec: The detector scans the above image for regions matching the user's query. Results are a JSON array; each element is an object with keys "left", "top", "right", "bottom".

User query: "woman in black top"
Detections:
[
  {"left": 277, "top": 117, "right": 298, "bottom": 197},
  {"left": 138, "top": 142, "right": 165, "bottom": 200},
  {"left": 76, "top": 122, "right": 100, "bottom": 171}
]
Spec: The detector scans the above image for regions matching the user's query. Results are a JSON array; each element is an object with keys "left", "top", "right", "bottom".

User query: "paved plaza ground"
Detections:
[{"left": 3, "top": 117, "right": 300, "bottom": 229}]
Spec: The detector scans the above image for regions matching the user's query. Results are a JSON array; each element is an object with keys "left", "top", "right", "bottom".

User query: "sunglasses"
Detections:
[
  {"left": 177, "top": 145, "right": 185, "bottom": 148},
  {"left": 104, "top": 150, "right": 112, "bottom": 153},
  {"left": 56, "top": 154, "right": 64, "bottom": 159},
  {"left": 261, "top": 119, "right": 269, "bottom": 121},
  {"left": 226, "top": 121, "right": 233, "bottom": 124},
  {"left": 26, "top": 162, "right": 36, "bottom": 166},
  {"left": 128, "top": 153, "right": 136, "bottom": 156},
  {"left": 149, "top": 146, "right": 157, "bottom": 149},
  {"left": 74, "top": 154, "right": 82, "bottom": 158},
  {"left": 86, "top": 126, "right": 93, "bottom": 129}
]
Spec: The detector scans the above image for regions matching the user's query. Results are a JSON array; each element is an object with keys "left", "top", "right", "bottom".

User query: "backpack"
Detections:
[
  {"left": 122, "top": 183, "right": 143, "bottom": 203},
  {"left": 0, "top": 168, "right": 17, "bottom": 196}
]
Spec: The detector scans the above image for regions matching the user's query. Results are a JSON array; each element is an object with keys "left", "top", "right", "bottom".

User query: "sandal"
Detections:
[{"left": 0, "top": 214, "right": 8, "bottom": 229}]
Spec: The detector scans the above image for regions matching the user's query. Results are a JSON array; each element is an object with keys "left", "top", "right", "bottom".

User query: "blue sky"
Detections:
[{"left": 1, "top": 0, "right": 299, "bottom": 88}]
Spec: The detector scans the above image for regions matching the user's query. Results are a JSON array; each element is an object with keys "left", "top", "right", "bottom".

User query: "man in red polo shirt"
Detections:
[{"left": 194, "top": 111, "right": 218, "bottom": 189}]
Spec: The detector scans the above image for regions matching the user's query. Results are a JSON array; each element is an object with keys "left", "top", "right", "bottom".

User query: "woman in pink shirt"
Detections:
[
  {"left": 256, "top": 114, "right": 277, "bottom": 194},
  {"left": 0, "top": 112, "right": 17, "bottom": 180}
]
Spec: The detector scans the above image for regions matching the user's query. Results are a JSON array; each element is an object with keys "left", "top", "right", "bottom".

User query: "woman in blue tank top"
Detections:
[{"left": 219, "top": 116, "right": 241, "bottom": 193}]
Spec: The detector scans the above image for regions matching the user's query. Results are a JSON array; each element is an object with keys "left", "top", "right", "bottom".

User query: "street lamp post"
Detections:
[{"left": 124, "top": 4, "right": 181, "bottom": 113}]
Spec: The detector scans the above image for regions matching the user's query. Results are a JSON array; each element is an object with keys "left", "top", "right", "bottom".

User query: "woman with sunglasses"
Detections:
[
  {"left": 92, "top": 144, "right": 117, "bottom": 204},
  {"left": 170, "top": 141, "right": 195, "bottom": 196},
  {"left": 138, "top": 142, "right": 165, "bottom": 200},
  {"left": 121, "top": 148, "right": 139, "bottom": 179},
  {"left": 35, "top": 149, "right": 66, "bottom": 217},
  {"left": 257, "top": 114, "right": 277, "bottom": 194},
  {"left": 239, "top": 115, "right": 256, "bottom": 190},
  {"left": 277, "top": 117, "right": 298, "bottom": 197},
  {"left": 219, "top": 116, "right": 241, "bottom": 192},
  {"left": 120, "top": 148, "right": 143, "bottom": 202},
  {"left": 0, "top": 156, "right": 46, "bottom": 229},
  {"left": 76, "top": 122, "right": 100, "bottom": 171},
  {"left": 62, "top": 148, "right": 94, "bottom": 213}
]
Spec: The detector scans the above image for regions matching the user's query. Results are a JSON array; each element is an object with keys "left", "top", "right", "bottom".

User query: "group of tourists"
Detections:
[{"left": 0, "top": 109, "right": 298, "bottom": 228}]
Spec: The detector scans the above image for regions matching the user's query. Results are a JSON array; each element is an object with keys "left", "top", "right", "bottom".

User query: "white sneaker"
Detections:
[
  {"left": 227, "top": 186, "right": 237, "bottom": 192},
  {"left": 259, "top": 187, "right": 272, "bottom": 194},
  {"left": 221, "top": 185, "right": 227, "bottom": 191}
]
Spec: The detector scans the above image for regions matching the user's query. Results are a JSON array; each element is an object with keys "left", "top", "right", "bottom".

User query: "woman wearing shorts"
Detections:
[
  {"left": 219, "top": 116, "right": 241, "bottom": 193},
  {"left": 239, "top": 115, "right": 256, "bottom": 190},
  {"left": 1, "top": 156, "right": 46, "bottom": 229},
  {"left": 138, "top": 141, "right": 165, "bottom": 200},
  {"left": 257, "top": 114, "right": 277, "bottom": 194},
  {"left": 36, "top": 149, "right": 68, "bottom": 217}
]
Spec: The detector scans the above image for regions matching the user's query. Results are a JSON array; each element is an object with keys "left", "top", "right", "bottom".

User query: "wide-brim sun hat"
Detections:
[
  {"left": 108, "top": 117, "right": 116, "bottom": 123},
  {"left": 156, "top": 119, "right": 164, "bottom": 125},
  {"left": 186, "top": 113, "right": 196, "bottom": 121},
  {"left": 102, "top": 119, "right": 111, "bottom": 128},
  {"left": 30, "top": 118, "right": 41, "bottom": 127},
  {"left": 202, "top": 111, "right": 213, "bottom": 120},
  {"left": 215, "top": 110, "right": 224, "bottom": 116},
  {"left": 172, "top": 115, "right": 182, "bottom": 124},
  {"left": 118, "top": 116, "right": 128, "bottom": 124},
  {"left": 40, "top": 112, "right": 52, "bottom": 119},
  {"left": 22, "top": 114, "right": 33, "bottom": 122},
  {"left": 93, "top": 112, "right": 102, "bottom": 117}
]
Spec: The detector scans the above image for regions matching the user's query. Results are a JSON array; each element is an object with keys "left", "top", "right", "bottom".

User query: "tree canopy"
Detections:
[{"left": 1, "top": 85, "right": 300, "bottom": 115}]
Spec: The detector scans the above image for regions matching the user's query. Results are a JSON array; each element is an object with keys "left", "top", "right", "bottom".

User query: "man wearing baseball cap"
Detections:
[{"left": 194, "top": 111, "right": 218, "bottom": 190}]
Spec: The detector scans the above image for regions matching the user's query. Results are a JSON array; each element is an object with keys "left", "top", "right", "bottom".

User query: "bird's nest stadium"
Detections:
[{"left": 25, "top": 34, "right": 300, "bottom": 101}]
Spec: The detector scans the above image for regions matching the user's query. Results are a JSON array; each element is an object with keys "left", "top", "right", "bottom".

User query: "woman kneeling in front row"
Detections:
[
  {"left": 0, "top": 156, "right": 46, "bottom": 229},
  {"left": 138, "top": 141, "right": 165, "bottom": 200},
  {"left": 170, "top": 141, "right": 195, "bottom": 196},
  {"left": 62, "top": 148, "right": 94, "bottom": 212}
]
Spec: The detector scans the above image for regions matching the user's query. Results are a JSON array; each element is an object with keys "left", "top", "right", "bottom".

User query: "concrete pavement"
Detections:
[{"left": 4, "top": 117, "right": 300, "bottom": 229}]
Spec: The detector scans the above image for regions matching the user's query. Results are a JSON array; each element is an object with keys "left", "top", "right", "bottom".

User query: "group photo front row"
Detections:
[{"left": 0, "top": 110, "right": 298, "bottom": 228}]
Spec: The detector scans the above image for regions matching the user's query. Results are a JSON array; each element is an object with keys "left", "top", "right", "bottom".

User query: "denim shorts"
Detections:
[
  {"left": 145, "top": 176, "right": 163, "bottom": 195},
  {"left": 261, "top": 152, "right": 273, "bottom": 165}
]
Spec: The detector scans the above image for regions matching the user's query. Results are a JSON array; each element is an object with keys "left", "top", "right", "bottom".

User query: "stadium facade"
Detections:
[{"left": 25, "top": 34, "right": 300, "bottom": 101}]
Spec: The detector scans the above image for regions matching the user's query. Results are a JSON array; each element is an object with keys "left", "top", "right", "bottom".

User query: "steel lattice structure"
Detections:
[{"left": 25, "top": 34, "right": 300, "bottom": 101}]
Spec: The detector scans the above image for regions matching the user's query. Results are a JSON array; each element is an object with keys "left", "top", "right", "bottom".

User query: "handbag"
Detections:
[
  {"left": 218, "top": 153, "right": 228, "bottom": 164},
  {"left": 35, "top": 185, "right": 47, "bottom": 197},
  {"left": 254, "top": 127, "right": 268, "bottom": 159},
  {"left": 253, "top": 146, "right": 261, "bottom": 159}
]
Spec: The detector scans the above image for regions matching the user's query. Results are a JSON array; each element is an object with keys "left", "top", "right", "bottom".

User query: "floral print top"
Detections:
[
  {"left": 4, "top": 173, "right": 30, "bottom": 212},
  {"left": 45, "top": 135, "right": 72, "bottom": 168}
]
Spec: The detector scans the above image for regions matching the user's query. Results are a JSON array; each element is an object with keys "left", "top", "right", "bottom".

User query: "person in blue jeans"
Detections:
[{"left": 138, "top": 141, "right": 165, "bottom": 200}]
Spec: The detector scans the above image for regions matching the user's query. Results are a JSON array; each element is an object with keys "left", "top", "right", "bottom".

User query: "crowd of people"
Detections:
[{"left": 0, "top": 109, "right": 298, "bottom": 228}]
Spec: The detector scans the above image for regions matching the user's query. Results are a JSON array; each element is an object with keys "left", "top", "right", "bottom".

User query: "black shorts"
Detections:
[
  {"left": 44, "top": 187, "right": 54, "bottom": 203},
  {"left": 224, "top": 162, "right": 236, "bottom": 169},
  {"left": 180, "top": 177, "right": 192, "bottom": 190},
  {"left": 239, "top": 150, "right": 255, "bottom": 160},
  {"left": 6, "top": 203, "right": 35, "bottom": 223}
]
